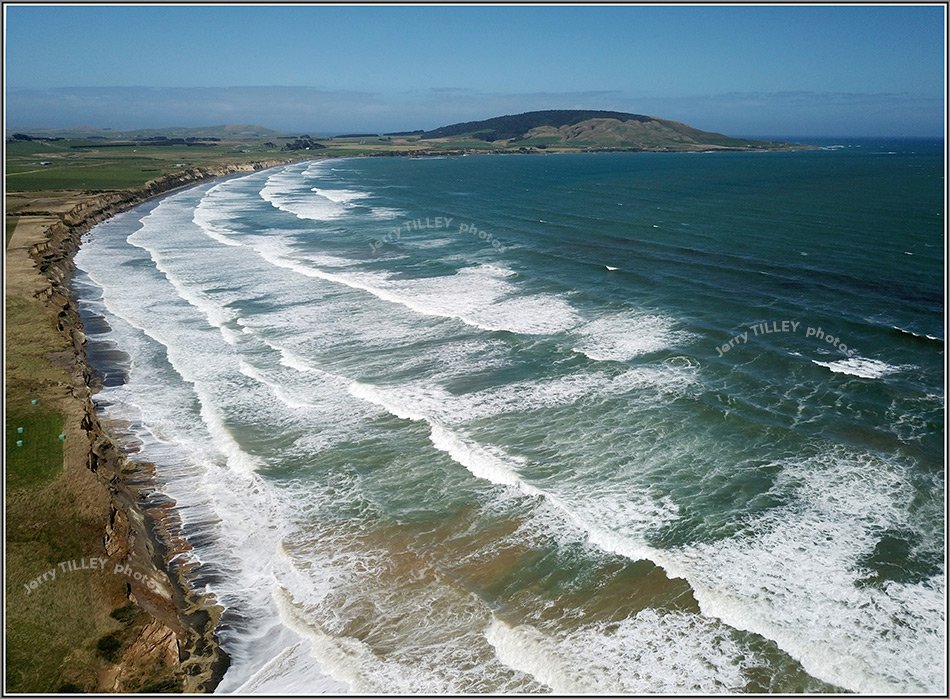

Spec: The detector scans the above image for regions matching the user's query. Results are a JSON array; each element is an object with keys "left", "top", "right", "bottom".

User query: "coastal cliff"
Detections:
[{"left": 6, "top": 159, "right": 294, "bottom": 692}]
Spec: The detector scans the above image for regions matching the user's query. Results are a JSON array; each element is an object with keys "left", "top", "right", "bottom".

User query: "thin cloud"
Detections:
[{"left": 5, "top": 86, "right": 942, "bottom": 137}]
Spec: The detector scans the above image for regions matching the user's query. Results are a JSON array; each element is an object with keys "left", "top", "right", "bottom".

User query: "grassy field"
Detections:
[
  {"left": 6, "top": 474, "right": 129, "bottom": 692},
  {"left": 5, "top": 404, "right": 64, "bottom": 491},
  {"left": 4, "top": 133, "right": 503, "bottom": 193},
  {"left": 5, "top": 132, "right": 565, "bottom": 196},
  {"left": 5, "top": 137, "right": 298, "bottom": 191},
  {"left": 5, "top": 215, "right": 17, "bottom": 247},
  {"left": 4, "top": 276, "right": 135, "bottom": 691}
]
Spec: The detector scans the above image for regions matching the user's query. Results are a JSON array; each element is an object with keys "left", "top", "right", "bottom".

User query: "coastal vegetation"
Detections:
[{"left": 5, "top": 134, "right": 295, "bottom": 192}]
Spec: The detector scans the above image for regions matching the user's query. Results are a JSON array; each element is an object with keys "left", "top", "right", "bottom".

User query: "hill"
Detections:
[
  {"left": 8, "top": 112, "right": 799, "bottom": 154},
  {"left": 15, "top": 124, "right": 282, "bottom": 140},
  {"left": 422, "top": 109, "right": 783, "bottom": 151}
]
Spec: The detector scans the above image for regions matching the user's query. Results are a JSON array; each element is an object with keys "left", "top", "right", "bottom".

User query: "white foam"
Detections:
[
  {"left": 250, "top": 237, "right": 694, "bottom": 354},
  {"left": 302, "top": 159, "right": 337, "bottom": 179},
  {"left": 253, "top": 241, "right": 580, "bottom": 336},
  {"left": 260, "top": 165, "right": 350, "bottom": 221},
  {"left": 127, "top": 203, "right": 243, "bottom": 345},
  {"left": 192, "top": 176, "right": 260, "bottom": 248},
  {"left": 271, "top": 343, "right": 317, "bottom": 374},
  {"left": 342, "top": 360, "right": 698, "bottom": 447},
  {"left": 368, "top": 207, "right": 402, "bottom": 220},
  {"left": 674, "top": 448, "right": 945, "bottom": 693},
  {"left": 227, "top": 638, "right": 348, "bottom": 694},
  {"left": 429, "top": 424, "right": 535, "bottom": 493},
  {"left": 311, "top": 187, "right": 368, "bottom": 204},
  {"left": 269, "top": 522, "right": 545, "bottom": 693},
  {"left": 260, "top": 162, "right": 387, "bottom": 222},
  {"left": 350, "top": 380, "right": 545, "bottom": 500},
  {"left": 238, "top": 359, "right": 314, "bottom": 411},
  {"left": 813, "top": 356, "right": 909, "bottom": 379},
  {"left": 349, "top": 368, "right": 944, "bottom": 694},
  {"left": 892, "top": 326, "right": 942, "bottom": 342},
  {"left": 572, "top": 314, "right": 694, "bottom": 362},
  {"left": 89, "top": 225, "right": 263, "bottom": 481},
  {"left": 193, "top": 201, "right": 243, "bottom": 247},
  {"left": 346, "top": 377, "right": 684, "bottom": 565},
  {"left": 479, "top": 440, "right": 946, "bottom": 694},
  {"left": 486, "top": 611, "right": 752, "bottom": 693},
  {"left": 448, "top": 362, "right": 699, "bottom": 424},
  {"left": 348, "top": 381, "right": 428, "bottom": 422}
]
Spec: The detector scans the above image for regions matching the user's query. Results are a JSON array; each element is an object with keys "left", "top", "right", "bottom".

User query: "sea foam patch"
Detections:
[
  {"left": 311, "top": 187, "right": 369, "bottom": 205},
  {"left": 486, "top": 610, "right": 752, "bottom": 694},
  {"left": 260, "top": 165, "right": 353, "bottom": 221},
  {"left": 193, "top": 173, "right": 264, "bottom": 247},
  {"left": 572, "top": 314, "right": 695, "bottom": 362},
  {"left": 252, "top": 244, "right": 580, "bottom": 336},
  {"left": 673, "top": 447, "right": 945, "bottom": 693},
  {"left": 812, "top": 356, "right": 911, "bottom": 379}
]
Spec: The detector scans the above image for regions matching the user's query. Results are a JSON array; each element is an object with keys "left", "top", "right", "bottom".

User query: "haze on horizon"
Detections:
[{"left": 4, "top": 4, "right": 945, "bottom": 138}]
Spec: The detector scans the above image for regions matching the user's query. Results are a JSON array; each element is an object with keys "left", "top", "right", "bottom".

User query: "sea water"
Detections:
[{"left": 73, "top": 141, "right": 945, "bottom": 693}]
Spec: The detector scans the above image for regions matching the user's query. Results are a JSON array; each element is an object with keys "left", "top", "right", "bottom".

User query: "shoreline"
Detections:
[
  {"left": 326, "top": 140, "right": 815, "bottom": 160},
  {"left": 6, "top": 158, "right": 300, "bottom": 692}
]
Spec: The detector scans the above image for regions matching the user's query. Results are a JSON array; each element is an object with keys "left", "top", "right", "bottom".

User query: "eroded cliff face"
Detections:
[{"left": 17, "top": 159, "right": 294, "bottom": 692}]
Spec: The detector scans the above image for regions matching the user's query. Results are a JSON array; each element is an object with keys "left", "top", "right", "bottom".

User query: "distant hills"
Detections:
[
  {"left": 15, "top": 124, "right": 281, "bottom": 140},
  {"left": 420, "top": 110, "right": 783, "bottom": 150},
  {"left": 8, "top": 111, "right": 797, "bottom": 152}
]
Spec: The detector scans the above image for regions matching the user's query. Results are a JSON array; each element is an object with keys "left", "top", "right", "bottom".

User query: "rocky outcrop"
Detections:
[{"left": 101, "top": 621, "right": 180, "bottom": 693}]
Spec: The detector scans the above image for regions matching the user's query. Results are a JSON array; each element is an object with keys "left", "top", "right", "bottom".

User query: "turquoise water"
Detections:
[{"left": 74, "top": 141, "right": 945, "bottom": 693}]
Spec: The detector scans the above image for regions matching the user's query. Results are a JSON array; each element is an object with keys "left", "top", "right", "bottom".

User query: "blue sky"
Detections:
[{"left": 5, "top": 4, "right": 945, "bottom": 136}]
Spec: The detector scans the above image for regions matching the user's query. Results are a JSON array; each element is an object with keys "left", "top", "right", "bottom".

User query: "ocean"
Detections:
[{"left": 73, "top": 140, "right": 945, "bottom": 693}]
